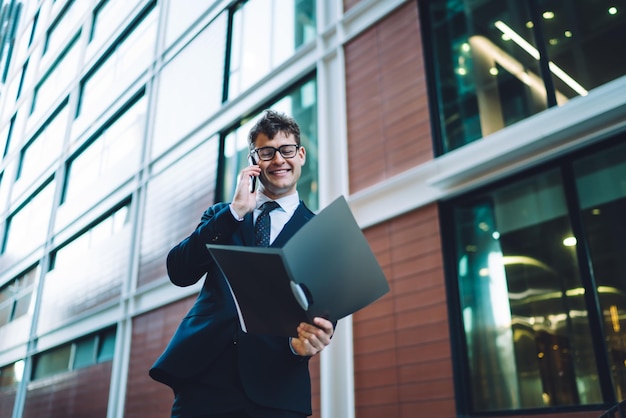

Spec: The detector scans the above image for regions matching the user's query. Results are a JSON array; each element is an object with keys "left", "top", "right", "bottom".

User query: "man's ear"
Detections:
[{"left": 299, "top": 146, "right": 306, "bottom": 164}]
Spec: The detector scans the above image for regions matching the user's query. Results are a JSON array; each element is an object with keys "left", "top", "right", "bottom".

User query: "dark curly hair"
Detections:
[{"left": 247, "top": 109, "right": 301, "bottom": 149}]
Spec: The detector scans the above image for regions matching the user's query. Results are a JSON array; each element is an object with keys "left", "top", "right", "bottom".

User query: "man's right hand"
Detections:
[{"left": 230, "top": 165, "right": 261, "bottom": 218}]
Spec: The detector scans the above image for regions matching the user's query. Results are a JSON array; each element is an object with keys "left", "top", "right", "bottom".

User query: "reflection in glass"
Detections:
[
  {"left": 38, "top": 204, "right": 130, "bottom": 334},
  {"left": 151, "top": 12, "right": 227, "bottom": 157},
  {"left": 3, "top": 180, "right": 55, "bottom": 257},
  {"left": 228, "top": 0, "right": 316, "bottom": 98},
  {"left": 77, "top": 6, "right": 156, "bottom": 128},
  {"left": 454, "top": 169, "right": 602, "bottom": 412},
  {"left": 222, "top": 76, "right": 318, "bottom": 210},
  {"left": 30, "top": 34, "right": 80, "bottom": 122},
  {"left": 17, "top": 103, "right": 68, "bottom": 187},
  {"left": 64, "top": 95, "right": 146, "bottom": 204},
  {"left": 574, "top": 140, "right": 626, "bottom": 400},
  {"left": 425, "top": 0, "right": 626, "bottom": 153}
]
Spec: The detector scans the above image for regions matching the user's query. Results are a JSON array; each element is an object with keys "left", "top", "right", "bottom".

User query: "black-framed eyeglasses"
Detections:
[{"left": 251, "top": 144, "right": 300, "bottom": 161}]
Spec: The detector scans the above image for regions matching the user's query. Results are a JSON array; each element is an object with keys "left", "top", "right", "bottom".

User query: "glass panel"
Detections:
[
  {"left": 426, "top": 0, "right": 625, "bottom": 154},
  {"left": 45, "top": 0, "right": 89, "bottom": 56},
  {"left": 73, "top": 337, "right": 96, "bottom": 369},
  {"left": 96, "top": 328, "right": 116, "bottom": 362},
  {"left": 17, "top": 103, "right": 68, "bottom": 187},
  {"left": 33, "top": 345, "right": 71, "bottom": 380},
  {"left": 151, "top": 12, "right": 226, "bottom": 157},
  {"left": 3, "top": 180, "right": 55, "bottom": 257},
  {"left": 538, "top": 0, "right": 626, "bottom": 94},
  {"left": 163, "top": 0, "right": 215, "bottom": 47},
  {"left": 0, "top": 361, "right": 23, "bottom": 388},
  {"left": 89, "top": 0, "right": 142, "bottom": 49},
  {"left": 30, "top": 33, "right": 81, "bottom": 123},
  {"left": 222, "top": 77, "right": 318, "bottom": 210},
  {"left": 138, "top": 138, "right": 218, "bottom": 287},
  {"left": 38, "top": 204, "right": 131, "bottom": 333},
  {"left": 453, "top": 169, "right": 602, "bottom": 412},
  {"left": 573, "top": 140, "right": 626, "bottom": 400},
  {"left": 228, "top": 0, "right": 316, "bottom": 98},
  {"left": 64, "top": 95, "right": 146, "bottom": 206},
  {"left": 77, "top": 6, "right": 156, "bottom": 129},
  {"left": 428, "top": 0, "right": 544, "bottom": 153}
]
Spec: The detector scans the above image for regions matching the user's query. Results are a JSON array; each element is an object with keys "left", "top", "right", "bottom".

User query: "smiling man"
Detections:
[{"left": 150, "top": 110, "right": 334, "bottom": 418}]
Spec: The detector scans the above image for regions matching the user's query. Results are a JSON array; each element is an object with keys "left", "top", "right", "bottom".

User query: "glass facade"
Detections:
[
  {"left": 424, "top": 0, "right": 626, "bottom": 154},
  {"left": 446, "top": 137, "right": 626, "bottom": 413},
  {"left": 0, "top": 1, "right": 322, "bottom": 415}
]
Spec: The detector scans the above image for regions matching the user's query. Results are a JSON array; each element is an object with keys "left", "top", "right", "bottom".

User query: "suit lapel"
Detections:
[
  {"left": 271, "top": 201, "right": 314, "bottom": 247},
  {"left": 234, "top": 201, "right": 313, "bottom": 247}
]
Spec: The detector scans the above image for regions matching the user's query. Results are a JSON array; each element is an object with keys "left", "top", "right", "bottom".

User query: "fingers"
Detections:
[
  {"left": 231, "top": 166, "right": 261, "bottom": 216},
  {"left": 292, "top": 318, "right": 334, "bottom": 356}
]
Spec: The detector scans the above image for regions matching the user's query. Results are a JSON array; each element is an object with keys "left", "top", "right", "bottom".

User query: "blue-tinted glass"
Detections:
[
  {"left": 573, "top": 139, "right": 626, "bottom": 399},
  {"left": 452, "top": 169, "right": 602, "bottom": 411}
]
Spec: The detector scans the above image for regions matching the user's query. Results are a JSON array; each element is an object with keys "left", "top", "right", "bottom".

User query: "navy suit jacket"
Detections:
[{"left": 150, "top": 201, "right": 315, "bottom": 415}]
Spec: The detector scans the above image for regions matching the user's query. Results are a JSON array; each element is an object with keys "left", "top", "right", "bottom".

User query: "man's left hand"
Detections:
[{"left": 290, "top": 317, "right": 334, "bottom": 356}]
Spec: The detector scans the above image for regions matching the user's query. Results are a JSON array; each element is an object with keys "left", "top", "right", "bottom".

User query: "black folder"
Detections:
[{"left": 205, "top": 196, "right": 389, "bottom": 337}]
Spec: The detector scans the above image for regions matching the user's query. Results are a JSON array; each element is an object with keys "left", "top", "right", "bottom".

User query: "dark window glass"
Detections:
[
  {"left": 221, "top": 76, "right": 318, "bottom": 210},
  {"left": 446, "top": 137, "right": 626, "bottom": 413},
  {"left": 96, "top": 327, "right": 116, "bottom": 362},
  {"left": 73, "top": 337, "right": 96, "bottom": 369},
  {"left": 573, "top": 141, "right": 626, "bottom": 400},
  {"left": 0, "top": 361, "right": 24, "bottom": 389},
  {"left": 424, "top": 0, "right": 626, "bottom": 154},
  {"left": 33, "top": 344, "right": 71, "bottom": 380}
]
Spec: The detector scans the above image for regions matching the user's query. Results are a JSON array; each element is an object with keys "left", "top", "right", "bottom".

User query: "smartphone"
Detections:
[{"left": 247, "top": 155, "right": 257, "bottom": 193}]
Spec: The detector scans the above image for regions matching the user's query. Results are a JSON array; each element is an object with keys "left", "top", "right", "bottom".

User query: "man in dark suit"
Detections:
[{"left": 150, "top": 110, "right": 334, "bottom": 418}]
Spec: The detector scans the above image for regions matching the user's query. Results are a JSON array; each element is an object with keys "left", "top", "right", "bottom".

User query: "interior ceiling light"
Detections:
[{"left": 494, "top": 20, "right": 588, "bottom": 96}]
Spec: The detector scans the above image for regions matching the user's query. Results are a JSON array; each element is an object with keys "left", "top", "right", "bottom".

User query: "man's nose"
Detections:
[{"left": 271, "top": 150, "right": 286, "bottom": 162}]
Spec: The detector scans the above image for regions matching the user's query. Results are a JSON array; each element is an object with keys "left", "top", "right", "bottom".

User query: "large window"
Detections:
[
  {"left": 221, "top": 76, "right": 318, "bottom": 210},
  {"left": 76, "top": 3, "right": 156, "bottom": 129},
  {"left": 0, "top": 265, "right": 38, "bottom": 327},
  {"left": 63, "top": 94, "right": 146, "bottom": 206},
  {"left": 228, "top": 0, "right": 316, "bottom": 98},
  {"left": 151, "top": 11, "right": 227, "bottom": 157},
  {"left": 32, "top": 327, "right": 115, "bottom": 380},
  {"left": 423, "top": 0, "right": 626, "bottom": 154},
  {"left": 444, "top": 137, "right": 626, "bottom": 413},
  {"left": 30, "top": 33, "right": 80, "bottom": 123},
  {"left": 44, "top": 0, "right": 89, "bottom": 56},
  {"left": 2, "top": 180, "right": 55, "bottom": 257},
  {"left": 38, "top": 203, "right": 130, "bottom": 333}
]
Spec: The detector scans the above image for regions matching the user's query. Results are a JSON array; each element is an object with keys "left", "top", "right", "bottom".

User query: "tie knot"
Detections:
[{"left": 259, "top": 201, "right": 280, "bottom": 214}]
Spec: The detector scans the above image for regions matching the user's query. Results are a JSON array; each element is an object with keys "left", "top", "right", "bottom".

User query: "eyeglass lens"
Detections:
[{"left": 255, "top": 145, "right": 298, "bottom": 160}]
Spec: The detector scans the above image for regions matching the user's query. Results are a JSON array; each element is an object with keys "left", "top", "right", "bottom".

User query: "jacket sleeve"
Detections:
[{"left": 166, "top": 203, "right": 242, "bottom": 286}]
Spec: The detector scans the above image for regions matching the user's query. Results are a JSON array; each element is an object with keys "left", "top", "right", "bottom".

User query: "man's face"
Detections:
[{"left": 253, "top": 131, "right": 305, "bottom": 200}]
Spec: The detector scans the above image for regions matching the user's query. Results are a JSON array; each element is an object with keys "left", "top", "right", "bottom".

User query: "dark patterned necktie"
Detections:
[{"left": 254, "top": 201, "right": 280, "bottom": 247}]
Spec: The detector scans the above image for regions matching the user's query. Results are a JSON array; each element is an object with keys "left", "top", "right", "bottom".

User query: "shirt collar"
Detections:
[{"left": 256, "top": 192, "right": 299, "bottom": 214}]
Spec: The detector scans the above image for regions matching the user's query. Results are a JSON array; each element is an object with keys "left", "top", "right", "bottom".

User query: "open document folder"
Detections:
[{"left": 206, "top": 196, "right": 389, "bottom": 337}]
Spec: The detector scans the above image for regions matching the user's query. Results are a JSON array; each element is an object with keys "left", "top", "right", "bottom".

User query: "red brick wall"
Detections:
[
  {"left": 353, "top": 204, "right": 455, "bottom": 417},
  {"left": 344, "top": 1, "right": 432, "bottom": 193},
  {"left": 22, "top": 363, "right": 112, "bottom": 418},
  {"left": 125, "top": 297, "right": 194, "bottom": 418}
]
